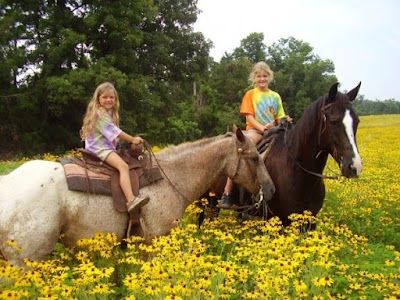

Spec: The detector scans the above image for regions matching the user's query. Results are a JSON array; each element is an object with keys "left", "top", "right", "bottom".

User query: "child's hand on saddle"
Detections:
[{"left": 132, "top": 136, "right": 144, "bottom": 145}]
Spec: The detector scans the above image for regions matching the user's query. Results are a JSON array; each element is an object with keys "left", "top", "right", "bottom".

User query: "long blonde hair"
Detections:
[{"left": 80, "top": 82, "right": 120, "bottom": 139}]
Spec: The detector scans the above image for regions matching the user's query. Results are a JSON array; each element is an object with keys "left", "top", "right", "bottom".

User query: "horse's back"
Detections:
[{"left": 1, "top": 160, "right": 65, "bottom": 208}]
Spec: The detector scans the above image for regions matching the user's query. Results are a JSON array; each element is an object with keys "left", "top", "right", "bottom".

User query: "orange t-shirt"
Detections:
[{"left": 240, "top": 88, "right": 285, "bottom": 131}]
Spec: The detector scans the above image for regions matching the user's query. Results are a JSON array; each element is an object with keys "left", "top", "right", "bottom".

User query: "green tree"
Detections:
[
  {"left": 196, "top": 35, "right": 338, "bottom": 134},
  {"left": 267, "top": 37, "right": 337, "bottom": 120},
  {"left": 194, "top": 57, "right": 253, "bottom": 134},
  {"left": 0, "top": 0, "right": 211, "bottom": 157},
  {"left": 232, "top": 32, "right": 267, "bottom": 63}
]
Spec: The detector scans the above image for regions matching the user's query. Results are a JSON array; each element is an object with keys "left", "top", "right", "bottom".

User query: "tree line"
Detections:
[{"left": 0, "top": 0, "right": 398, "bottom": 158}]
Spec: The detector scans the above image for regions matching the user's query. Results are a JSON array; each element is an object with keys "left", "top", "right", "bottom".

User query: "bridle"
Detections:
[
  {"left": 285, "top": 99, "right": 344, "bottom": 180},
  {"left": 145, "top": 134, "right": 257, "bottom": 202},
  {"left": 229, "top": 135, "right": 258, "bottom": 183},
  {"left": 221, "top": 136, "right": 268, "bottom": 217}
]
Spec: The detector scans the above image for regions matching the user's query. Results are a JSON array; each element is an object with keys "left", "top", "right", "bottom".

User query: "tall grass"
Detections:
[{"left": 0, "top": 115, "right": 399, "bottom": 299}]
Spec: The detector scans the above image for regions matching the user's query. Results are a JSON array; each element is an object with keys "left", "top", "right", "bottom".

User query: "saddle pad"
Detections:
[
  {"left": 59, "top": 157, "right": 163, "bottom": 213},
  {"left": 63, "top": 162, "right": 113, "bottom": 195}
]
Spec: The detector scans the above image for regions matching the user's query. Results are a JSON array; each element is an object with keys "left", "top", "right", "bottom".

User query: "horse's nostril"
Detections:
[{"left": 344, "top": 164, "right": 358, "bottom": 178}]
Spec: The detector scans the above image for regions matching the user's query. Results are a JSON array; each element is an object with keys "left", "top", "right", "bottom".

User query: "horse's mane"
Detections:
[
  {"left": 156, "top": 132, "right": 234, "bottom": 160},
  {"left": 297, "top": 90, "right": 350, "bottom": 133},
  {"left": 268, "top": 91, "right": 350, "bottom": 154}
]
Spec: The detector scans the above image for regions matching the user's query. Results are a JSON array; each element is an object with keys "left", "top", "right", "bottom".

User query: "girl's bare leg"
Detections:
[{"left": 105, "top": 152, "right": 149, "bottom": 212}]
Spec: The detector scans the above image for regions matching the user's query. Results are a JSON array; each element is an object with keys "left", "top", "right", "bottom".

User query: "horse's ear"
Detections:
[
  {"left": 328, "top": 82, "right": 340, "bottom": 102},
  {"left": 233, "top": 124, "right": 246, "bottom": 143},
  {"left": 347, "top": 82, "right": 361, "bottom": 101}
]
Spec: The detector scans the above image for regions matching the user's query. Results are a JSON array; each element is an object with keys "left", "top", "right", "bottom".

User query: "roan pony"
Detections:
[
  {"left": 202, "top": 83, "right": 362, "bottom": 226},
  {"left": 0, "top": 127, "right": 275, "bottom": 266}
]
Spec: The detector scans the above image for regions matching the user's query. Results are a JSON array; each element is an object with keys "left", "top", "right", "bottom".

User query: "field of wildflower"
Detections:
[{"left": 0, "top": 115, "right": 399, "bottom": 299}]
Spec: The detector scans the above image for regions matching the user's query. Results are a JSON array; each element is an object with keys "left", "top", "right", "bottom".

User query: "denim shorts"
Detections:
[{"left": 245, "top": 128, "right": 263, "bottom": 135}]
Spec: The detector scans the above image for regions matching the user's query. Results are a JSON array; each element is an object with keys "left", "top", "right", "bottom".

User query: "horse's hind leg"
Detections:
[
  {"left": 1, "top": 210, "right": 61, "bottom": 267},
  {"left": 1, "top": 183, "right": 62, "bottom": 264}
]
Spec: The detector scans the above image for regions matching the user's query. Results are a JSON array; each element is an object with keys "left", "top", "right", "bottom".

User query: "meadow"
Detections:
[{"left": 0, "top": 115, "right": 399, "bottom": 299}]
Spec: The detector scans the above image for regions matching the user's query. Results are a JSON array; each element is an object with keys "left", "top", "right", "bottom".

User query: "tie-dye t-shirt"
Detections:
[
  {"left": 85, "top": 110, "right": 122, "bottom": 157},
  {"left": 240, "top": 88, "right": 285, "bottom": 131}
]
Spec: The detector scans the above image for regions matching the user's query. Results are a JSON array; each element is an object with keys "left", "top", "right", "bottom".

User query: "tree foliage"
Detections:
[
  {"left": 353, "top": 98, "right": 400, "bottom": 115},
  {"left": 0, "top": 0, "right": 211, "bottom": 157},
  {"left": 0, "top": 3, "right": 397, "bottom": 158},
  {"left": 197, "top": 34, "right": 339, "bottom": 128}
]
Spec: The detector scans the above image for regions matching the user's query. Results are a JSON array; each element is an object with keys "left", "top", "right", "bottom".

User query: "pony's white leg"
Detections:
[{"left": 0, "top": 160, "right": 64, "bottom": 266}]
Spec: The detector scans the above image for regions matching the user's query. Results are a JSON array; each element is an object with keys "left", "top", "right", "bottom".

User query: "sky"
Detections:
[{"left": 193, "top": 0, "right": 400, "bottom": 101}]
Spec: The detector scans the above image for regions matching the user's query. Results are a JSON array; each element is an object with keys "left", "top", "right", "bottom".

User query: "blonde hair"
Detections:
[
  {"left": 80, "top": 82, "right": 120, "bottom": 139},
  {"left": 248, "top": 61, "right": 274, "bottom": 84}
]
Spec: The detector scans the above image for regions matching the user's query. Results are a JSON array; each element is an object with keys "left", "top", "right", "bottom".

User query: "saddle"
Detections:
[{"left": 59, "top": 144, "right": 163, "bottom": 215}]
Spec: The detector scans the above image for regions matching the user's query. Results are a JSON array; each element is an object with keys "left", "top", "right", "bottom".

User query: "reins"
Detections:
[
  {"left": 284, "top": 100, "right": 341, "bottom": 180},
  {"left": 220, "top": 184, "right": 267, "bottom": 216},
  {"left": 222, "top": 135, "right": 267, "bottom": 215},
  {"left": 142, "top": 134, "right": 249, "bottom": 203},
  {"left": 143, "top": 140, "right": 191, "bottom": 203}
]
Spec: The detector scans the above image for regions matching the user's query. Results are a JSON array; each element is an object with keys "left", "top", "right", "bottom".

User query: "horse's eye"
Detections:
[{"left": 328, "top": 119, "right": 340, "bottom": 125}]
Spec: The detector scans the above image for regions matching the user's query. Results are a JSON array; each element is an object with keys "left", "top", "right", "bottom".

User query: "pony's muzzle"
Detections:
[{"left": 261, "top": 182, "right": 275, "bottom": 201}]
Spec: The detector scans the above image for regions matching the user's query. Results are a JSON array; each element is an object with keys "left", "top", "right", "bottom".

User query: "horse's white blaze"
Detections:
[{"left": 343, "top": 109, "right": 362, "bottom": 175}]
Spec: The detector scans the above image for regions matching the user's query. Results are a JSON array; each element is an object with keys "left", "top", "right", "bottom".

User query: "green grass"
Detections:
[{"left": 0, "top": 161, "right": 24, "bottom": 175}]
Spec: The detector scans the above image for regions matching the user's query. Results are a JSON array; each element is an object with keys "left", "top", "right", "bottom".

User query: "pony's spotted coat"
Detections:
[{"left": 0, "top": 128, "right": 274, "bottom": 266}]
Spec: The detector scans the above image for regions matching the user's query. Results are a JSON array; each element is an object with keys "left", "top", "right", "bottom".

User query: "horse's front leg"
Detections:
[
  {"left": 139, "top": 199, "right": 185, "bottom": 243},
  {"left": 307, "top": 180, "right": 325, "bottom": 216},
  {"left": 303, "top": 180, "right": 325, "bottom": 231}
]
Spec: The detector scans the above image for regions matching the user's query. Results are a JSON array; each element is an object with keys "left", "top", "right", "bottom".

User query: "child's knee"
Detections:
[{"left": 247, "top": 132, "right": 262, "bottom": 144}]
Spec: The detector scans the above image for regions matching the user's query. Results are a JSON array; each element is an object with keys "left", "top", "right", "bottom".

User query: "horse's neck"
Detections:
[
  {"left": 289, "top": 114, "right": 329, "bottom": 170},
  {"left": 156, "top": 137, "right": 232, "bottom": 203}
]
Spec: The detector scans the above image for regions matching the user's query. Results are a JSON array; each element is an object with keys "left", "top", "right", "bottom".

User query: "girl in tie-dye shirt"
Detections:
[
  {"left": 80, "top": 82, "right": 149, "bottom": 213},
  {"left": 219, "top": 62, "right": 292, "bottom": 208}
]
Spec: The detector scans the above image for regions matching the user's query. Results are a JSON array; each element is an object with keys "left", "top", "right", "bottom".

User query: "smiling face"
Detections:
[
  {"left": 98, "top": 89, "right": 116, "bottom": 111},
  {"left": 254, "top": 70, "right": 270, "bottom": 91}
]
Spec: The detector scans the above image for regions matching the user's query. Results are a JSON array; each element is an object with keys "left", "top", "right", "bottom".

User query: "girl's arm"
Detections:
[
  {"left": 246, "top": 114, "right": 274, "bottom": 132},
  {"left": 118, "top": 131, "right": 144, "bottom": 145}
]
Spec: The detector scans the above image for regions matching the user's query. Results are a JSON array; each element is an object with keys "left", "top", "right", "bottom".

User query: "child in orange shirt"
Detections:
[{"left": 219, "top": 62, "right": 291, "bottom": 208}]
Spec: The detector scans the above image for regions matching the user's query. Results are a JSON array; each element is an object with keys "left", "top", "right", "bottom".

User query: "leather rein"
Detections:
[
  {"left": 145, "top": 134, "right": 256, "bottom": 203},
  {"left": 284, "top": 100, "right": 342, "bottom": 180}
]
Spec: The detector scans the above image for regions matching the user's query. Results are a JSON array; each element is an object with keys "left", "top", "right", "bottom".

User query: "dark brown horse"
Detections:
[{"left": 200, "top": 83, "right": 362, "bottom": 227}]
